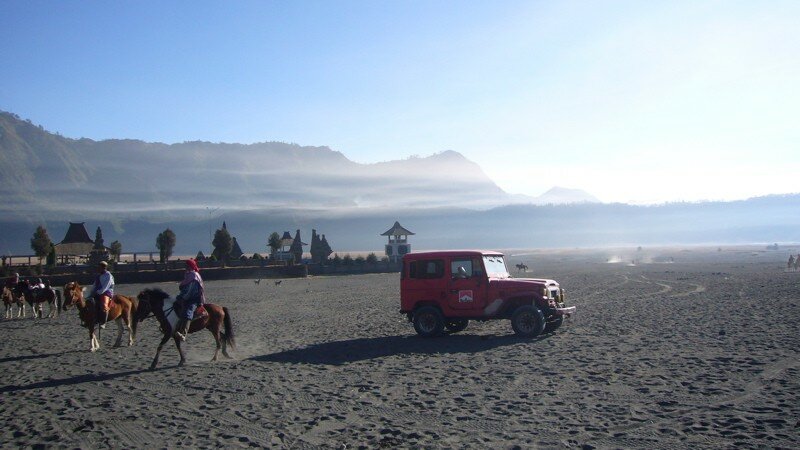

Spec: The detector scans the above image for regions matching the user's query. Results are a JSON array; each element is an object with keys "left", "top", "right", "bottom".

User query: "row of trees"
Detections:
[{"left": 22, "top": 224, "right": 371, "bottom": 268}]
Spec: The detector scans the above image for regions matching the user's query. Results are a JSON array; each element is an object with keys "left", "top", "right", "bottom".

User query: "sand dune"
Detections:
[{"left": 1, "top": 248, "right": 798, "bottom": 448}]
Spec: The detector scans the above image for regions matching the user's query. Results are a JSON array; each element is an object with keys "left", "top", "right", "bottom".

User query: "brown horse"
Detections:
[
  {"left": 63, "top": 282, "right": 138, "bottom": 352},
  {"left": 136, "top": 288, "right": 234, "bottom": 370},
  {"left": 2, "top": 286, "right": 25, "bottom": 319}
]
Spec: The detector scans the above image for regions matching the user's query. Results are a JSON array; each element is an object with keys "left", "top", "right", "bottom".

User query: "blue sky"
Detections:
[{"left": 2, "top": 1, "right": 798, "bottom": 204}]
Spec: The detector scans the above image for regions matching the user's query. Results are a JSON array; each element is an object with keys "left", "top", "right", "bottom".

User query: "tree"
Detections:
[
  {"left": 213, "top": 227, "right": 232, "bottom": 265},
  {"left": 267, "top": 232, "right": 281, "bottom": 256},
  {"left": 290, "top": 229, "right": 303, "bottom": 264},
  {"left": 46, "top": 243, "right": 56, "bottom": 267},
  {"left": 156, "top": 228, "right": 177, "bottom": 263},
  {"left": 331, "top": 254, "right": 341, "bottom": 266},
  {"left": 366, "top": 252, "right": 378, "bottom": 264},
  {"left": 30, "top": 225, "right": 52, "bottom": 264},
  {"left": 110, "top": 240, "right": 122, "bottom": 261},
  {"left": 355, "top": 255, "right": 366, "bottom": 265},
  {"left": 342, "top": 254, "right": 353, "bottom": 266}
]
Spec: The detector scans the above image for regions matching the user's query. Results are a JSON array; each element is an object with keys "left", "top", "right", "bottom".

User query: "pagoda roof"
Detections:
[
  {"left": 230, "top": 237, "right": 243, "bottom": 258},
  {"left": 60, "top": 222, "right": 93, "bottom": 244},
  {"left": 280, "top": 231, "right": 307, "bottom": 247},
  {"left": 381, "top": 221, "right": 414, "bottom": 236}
]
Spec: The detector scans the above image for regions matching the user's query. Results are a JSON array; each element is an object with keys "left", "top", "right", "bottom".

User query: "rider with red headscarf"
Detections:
[{"left": 174, "top": 258, "right": 205, "bottom": 341}]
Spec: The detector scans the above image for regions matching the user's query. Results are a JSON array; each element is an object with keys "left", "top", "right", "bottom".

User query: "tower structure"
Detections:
[{"left": 381, "top": 221, "right": 414, "bottom": 263}]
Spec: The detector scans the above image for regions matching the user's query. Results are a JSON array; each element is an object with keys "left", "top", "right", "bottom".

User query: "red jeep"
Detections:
[{"left": 400, "top": 250, "right": 575, "bottom": 337}]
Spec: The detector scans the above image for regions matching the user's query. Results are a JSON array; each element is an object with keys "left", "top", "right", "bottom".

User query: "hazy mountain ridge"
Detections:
[
  {"left": 2, "top": 111, "right": 798, "bottom": 254},
  {"left": 0, "top": 111, "right": 525, "bottom": 219}
]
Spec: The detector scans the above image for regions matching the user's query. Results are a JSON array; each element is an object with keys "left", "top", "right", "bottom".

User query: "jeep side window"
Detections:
[
  {"left": 451, "top": 259, "right": 473, "bottom": 278},
  {"left": 409, "top": 259, "right": 444, "bottom": 279}
]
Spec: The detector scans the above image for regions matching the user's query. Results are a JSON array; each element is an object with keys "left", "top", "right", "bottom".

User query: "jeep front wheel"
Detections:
[
  {"left": 511, "top": 305, "right": 545, "bottom": 338},
  {"left": 445, "top": 319, "right": 469, "bottom": 333}
]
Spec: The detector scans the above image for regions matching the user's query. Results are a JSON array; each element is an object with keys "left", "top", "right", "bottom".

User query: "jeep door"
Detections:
[{"left": 446, "top": 257, "right": 486, "bottom": 312}]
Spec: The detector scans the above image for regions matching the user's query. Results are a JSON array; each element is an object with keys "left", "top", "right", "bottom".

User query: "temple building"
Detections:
[
  {"left": 55, "top": 222, "right": 95, "bottom": 258},
  {"left": 381, "top": 221, "right": 413, "bottom": 263},
  {"left": 274, "top": 230, "right": 307, "bottom": 262}
]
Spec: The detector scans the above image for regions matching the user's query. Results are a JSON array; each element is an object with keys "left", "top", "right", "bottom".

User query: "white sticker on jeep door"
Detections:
[{"left": 458, "top": 290, "right": 473, "bottom": 303}]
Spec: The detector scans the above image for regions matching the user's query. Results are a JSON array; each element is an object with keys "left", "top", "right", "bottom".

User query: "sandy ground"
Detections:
[{"left": 1, "top": 246, "right": 798, "bottom": 448}]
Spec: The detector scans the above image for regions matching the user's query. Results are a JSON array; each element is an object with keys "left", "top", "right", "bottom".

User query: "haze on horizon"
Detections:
[{"left": 1, "top": 1, "right": 798, "bottom": 205}]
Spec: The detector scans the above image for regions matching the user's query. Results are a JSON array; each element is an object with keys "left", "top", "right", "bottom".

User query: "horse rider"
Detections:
[
  {"left": 790, "top": 254, "right": 796, "bottom": 272},
  {"left": 87, "top": 261, "right": 115, "bottom": 328},
  {"left": 174, "top": 258, "right": 205, "bottom": 341},
  {"left": 5, "top": 272, "right": 19, "bottom": 291}
]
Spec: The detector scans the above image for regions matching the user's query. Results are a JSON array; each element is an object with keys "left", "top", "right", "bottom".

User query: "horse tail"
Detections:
[
  {"left": 130, "top": 301, "right": 138, "bottom": 338},
  {"left": 222, "top": 307, "right": 235, "bottom": 349}
]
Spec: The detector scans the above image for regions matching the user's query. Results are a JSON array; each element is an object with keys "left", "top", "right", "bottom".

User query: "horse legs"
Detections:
[
  {"left": 113, "top": 318, "right": 124, "bottom": 348},
  {"left": 19, "top": 303, "right": 24, "bottom": 318},
  {"left": 89, "top": 326, "right": 99, "bottom": 352},
  {"left": 150, "top": 333, "right": 172, "bottom": 370},
  {"left": 209, "top": 327, "right": 221, "bottom": 362},
  {"left": 175, "top": 336, "right": 187, "bottom": 366},
  {"left": 126, "top": 307, "right": 134, "bottom": 346}
]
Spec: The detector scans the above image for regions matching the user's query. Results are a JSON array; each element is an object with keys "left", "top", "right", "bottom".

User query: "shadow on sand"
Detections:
[
  {"left": 250, "top": 333, "right": 550, "bottom": 366},
  {"left": 0, "top": 349, "right": 83, "bottom": 364},
  {"left": 0, "top": 367, "right": 158, "bottom": 394}
]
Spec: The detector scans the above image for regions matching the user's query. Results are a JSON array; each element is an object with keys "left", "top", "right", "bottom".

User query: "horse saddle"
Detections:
[{"left": 192, "top": 305, "right": 209, "bottom": 321}]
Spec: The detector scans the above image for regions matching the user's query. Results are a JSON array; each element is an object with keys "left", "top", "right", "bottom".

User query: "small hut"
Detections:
[
  {"left": 55, "top": 222, "right": 95, "bottom": 262},
  {"left": 381, "top": 221, "right": 414, "bottom": 263}
]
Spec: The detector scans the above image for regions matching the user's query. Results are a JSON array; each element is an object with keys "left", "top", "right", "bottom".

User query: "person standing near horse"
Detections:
[
  {"left": 87, "top": 261, "right": 115, "bottom": 328},
  {"left": 174, "top": 258, "right": 205, "bottom": 341},
  {"left": 5, "top": 272, "right": 19, "bottom": 291}
]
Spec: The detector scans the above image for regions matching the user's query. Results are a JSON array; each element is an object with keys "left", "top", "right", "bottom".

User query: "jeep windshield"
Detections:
[{"left": 483, "top": 255, "right": 510, "bottom": 278}]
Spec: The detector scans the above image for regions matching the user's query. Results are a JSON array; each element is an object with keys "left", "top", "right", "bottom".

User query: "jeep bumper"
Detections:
[{"left": 554, "top": 306, "right": 576, "bottom": 316}]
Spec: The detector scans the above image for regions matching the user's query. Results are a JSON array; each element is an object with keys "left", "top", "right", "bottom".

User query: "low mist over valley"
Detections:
[{"left": 1, "top": 111, "right": 798, "bottom": 255}]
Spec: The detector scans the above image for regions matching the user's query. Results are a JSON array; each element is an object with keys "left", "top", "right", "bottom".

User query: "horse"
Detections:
[
  {"left": 253, "top": 279, "right": 261, "bottom": 285},
  {"left": 790, "top": 255, "right": 796, "bottom": 272},
  {"left": 515, "top": 263, "right": 528, "bottom": 272},
  {"left": 17, "top": 281, "right": 60, "bottom": 319},
  {"left": 2, "top": 286, "right": 25, "bottom": 319},
  {"left": 63, "top": 282, "right": 138, "bottom": 352},
  {"left": 135, "top": 288, "right": 234, "bottom": 370}
]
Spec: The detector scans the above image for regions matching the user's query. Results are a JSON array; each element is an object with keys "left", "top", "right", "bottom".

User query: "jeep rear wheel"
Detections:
[
  {"left": 413, "top": 306, "right": 444, "bottom": 337},
  {"left": 511, "top": 305, "right": 545, "bottom": 338},
  {"left": 445, "top": 319, "right": 469, "bottom": 333}
]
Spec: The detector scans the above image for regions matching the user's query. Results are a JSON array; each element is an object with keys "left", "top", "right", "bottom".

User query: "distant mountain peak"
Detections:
[{"left": 532, "top": 186, "right": 601, "bottom": 205}]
